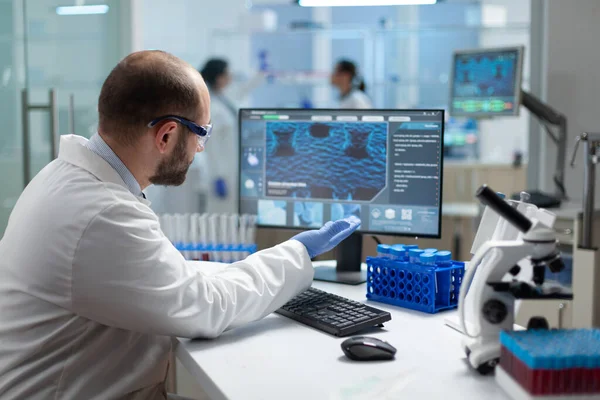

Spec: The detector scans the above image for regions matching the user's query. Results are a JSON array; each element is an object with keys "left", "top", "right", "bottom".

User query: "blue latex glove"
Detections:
[
  {"left": 214, "top": 178, "right": 227, "bottom": 198},
  {"left": 291, "top": 216, "right": 361, "bottom": 259}
]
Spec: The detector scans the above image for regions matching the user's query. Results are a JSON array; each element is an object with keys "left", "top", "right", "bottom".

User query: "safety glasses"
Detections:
[{"left": 148, "top": 115, "right": 212, "bottom": 149}]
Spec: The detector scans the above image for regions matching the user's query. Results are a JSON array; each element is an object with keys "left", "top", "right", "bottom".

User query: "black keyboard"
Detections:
[{"left": 275, "top": 287, "right": 392, "bottom": 337}]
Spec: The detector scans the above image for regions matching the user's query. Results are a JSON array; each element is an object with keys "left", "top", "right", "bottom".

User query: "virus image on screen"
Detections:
[{"left": 265, "top": 121, "right": 387, "bottom": 202}]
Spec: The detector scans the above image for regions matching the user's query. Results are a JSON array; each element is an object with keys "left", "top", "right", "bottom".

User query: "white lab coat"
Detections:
[
  {"left": 339, "top": 89, "right": 373, "bottom": 109},
  {"left": 201, "top": 93, "right": 239, "bottom": 214},
  {"left": 201, "top": 74, "right": 266, "bottom": 214},
  {"left": 0, "top": 135, "right": 313, "bottom": 399}
]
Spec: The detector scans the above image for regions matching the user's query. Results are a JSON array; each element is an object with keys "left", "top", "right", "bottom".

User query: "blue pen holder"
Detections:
[{"left": 366, "top": 256, "right": 465, "bottom": 314}]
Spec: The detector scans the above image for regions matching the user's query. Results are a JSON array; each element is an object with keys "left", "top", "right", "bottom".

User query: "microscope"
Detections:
[{"left": 458, "top": 185, "right": 573, "bottom": 375}]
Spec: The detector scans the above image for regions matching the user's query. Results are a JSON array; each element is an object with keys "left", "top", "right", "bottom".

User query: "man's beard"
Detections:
[{"left": 149, "top": 132, "right": 192, "bottom": 186}]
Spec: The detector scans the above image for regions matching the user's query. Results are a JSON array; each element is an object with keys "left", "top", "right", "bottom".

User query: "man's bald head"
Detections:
[{"left": 98, "top": 50, "right": 208, "bottom": 144}]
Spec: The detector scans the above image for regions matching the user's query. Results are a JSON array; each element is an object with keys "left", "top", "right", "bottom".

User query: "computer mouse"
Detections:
[{"left": 341, "top": 336, "right": 396, "bottom": 361}]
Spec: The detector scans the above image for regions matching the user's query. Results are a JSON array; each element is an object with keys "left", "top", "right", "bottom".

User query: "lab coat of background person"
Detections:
[
  {"left": 331, "top": 59, "right": 373, "bottom": 109},
  {"left": 0, "top": 50, "right": 360, "bottom": 400},
  {"left": 198, "top": 58, "right": 265, "bottom": 214},
  {"left": 198, "top": 58, "right": 238, "bottom": 214}
]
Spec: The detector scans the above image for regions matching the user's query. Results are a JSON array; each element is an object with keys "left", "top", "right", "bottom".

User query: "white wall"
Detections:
[
  {"left": 141, "top": 0, "right": 251, "bottom": 74},
  {"left": 540, "top": 0, "right": 600, "bottom": 203}
]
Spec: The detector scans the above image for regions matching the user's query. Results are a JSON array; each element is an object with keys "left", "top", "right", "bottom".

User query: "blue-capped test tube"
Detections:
[
  {"left": 423, "top": 248, "right": 438, "bottom": 254},
  {"left": 436, "top": 250, "right": 452, "bottom": 267},
  {"left": 377, "top": 244, "right": 392, "bottom": 258},
  {"left": 389, "top": 246, "right": 404, "bottom": 260},
  {"left": 419, "top": 252, "right": 436, "bottom": 267},
  {"left": 403, "top": 244, "right": 419, "bottom": 258},
  {"left": 409, "top": 249, "right": 424, "bottom": 264},
  {"left": 391, "top": 244, "right": 404, "bottom": 254}
]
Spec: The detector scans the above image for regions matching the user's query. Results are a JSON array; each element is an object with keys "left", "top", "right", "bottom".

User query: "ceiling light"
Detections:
[
  {"left": 298, "top": 0, "right": 437, "bottom": 6},
  {"left": 56, "top": 5, "right": 109, "bottom": 15}
]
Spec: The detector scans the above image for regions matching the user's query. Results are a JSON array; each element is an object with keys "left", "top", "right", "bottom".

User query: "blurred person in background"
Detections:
[
  {"left": 199, "top": 58, "right": 263, "bottom": 214},
  {"left": 331, "top": 59, "right": 373, "bottom": 109}
]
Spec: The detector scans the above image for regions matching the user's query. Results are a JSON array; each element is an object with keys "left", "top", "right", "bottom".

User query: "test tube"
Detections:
[
  {"left": 183, "top": 213, "right": 194, "bottom": 259},
  {"left": 376, "top": 244, "right": 391, "bottom": 258},
  {"left": 432, "top": 251, "right": 453, "bottom": 295},
  {"left": 403, "top": 244, "right": 419, "bottom": 259},
  {"left": 208, "top": 214, "right": 219, "bottom": 262},
  {"left": 198, "top": 213, "right": 209, "bottom": 261},
  {"left": 389, "top": 246, "right": 404, "bottom": 261},
  {"left": 409, "top": 249, "right": 424, "bottom": 264},
  {"left": 423, "top": 248, "right": 438, "bottom": 254},
  {"left": 239, "top": 214, "right": 248, "bottom": 258},
  {"left": 436, "top": 251, "right": 453, "bottom": 267},
  {"left": 174, "top": 214, "right": 187, "bottom": 258},
  {"left": 419, "top": 252, "right": 436, "bottom": 267},
  {"left": 239, "top": 214, "right": 257, "bottom": 259},
  {"left": 246, "top": 215, "right": 257, "bottom": 247},
  {"left": 390, "top": 244, "right": 404, "bottom": 261},
  {"left": 219, "top": 214, "right": 231, "bottom": 263},
  {"left": 228, "top": 214, "right": 239, "bottom": 262},
  {"left": 239, "top": 214, "right": 245, "bottom": 243},
  {"left": 189, "top": 213, "right": 199, "bottom": 260}
]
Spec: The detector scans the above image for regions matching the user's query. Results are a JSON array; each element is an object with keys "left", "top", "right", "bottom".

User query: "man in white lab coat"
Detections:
[{"left": 0, "top": 50, "right": 359, "bottom": 399}]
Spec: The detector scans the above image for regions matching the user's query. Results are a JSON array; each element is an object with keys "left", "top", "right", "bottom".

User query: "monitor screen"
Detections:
[
  {"left": 449, "top": 46, "right": 524, "bottom": 117},
  {"left": 238, "top": 109, "right": 445, "bottom": 238}
]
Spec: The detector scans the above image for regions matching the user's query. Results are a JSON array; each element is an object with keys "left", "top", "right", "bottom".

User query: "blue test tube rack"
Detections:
[{"left": 366, "top": 250, "right": 465, "bottom": 314}]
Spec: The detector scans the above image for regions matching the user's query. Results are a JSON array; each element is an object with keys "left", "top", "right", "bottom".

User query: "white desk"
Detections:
[{"left": 176, "top": 274, "right": 509, "bottom": 400}]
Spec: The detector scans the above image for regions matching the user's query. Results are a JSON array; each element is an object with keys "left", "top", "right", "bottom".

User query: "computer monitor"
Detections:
[
  {"left": 449, "top": 46, "right": 524, "bottom": 118},
  {"left": 239, "top": 109, "right": 444, "bottom": 283},
  {"left": 449, "top": 46, "right": 568, "bottom": 207},
  {"left": 238, "top": 108, "right": 445, "bottom": 285}
]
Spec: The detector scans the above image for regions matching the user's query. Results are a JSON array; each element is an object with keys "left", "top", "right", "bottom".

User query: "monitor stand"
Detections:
[
  {"left": 313, "top": 232, "right": 367, "bottom": 285},
  {"left": 511, "top": 90, "right": 568, "bottom": 207}
]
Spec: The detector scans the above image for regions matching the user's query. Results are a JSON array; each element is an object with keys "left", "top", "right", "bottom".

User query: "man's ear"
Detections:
[{"left": 153, "top": 120, "right": 179, "bottom": 154}]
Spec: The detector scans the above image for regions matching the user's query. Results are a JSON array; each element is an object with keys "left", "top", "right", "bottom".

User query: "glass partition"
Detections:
[
  {"left": 0, "top": 0, "right": 126, "bottom": 235},
  {"left": 210, "top": 1, "right": 533, "bottom": 164}
]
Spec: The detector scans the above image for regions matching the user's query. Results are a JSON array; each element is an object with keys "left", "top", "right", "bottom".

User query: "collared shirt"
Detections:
[{"left": 86, "top": 133, "right": 144, "bottom": 197}]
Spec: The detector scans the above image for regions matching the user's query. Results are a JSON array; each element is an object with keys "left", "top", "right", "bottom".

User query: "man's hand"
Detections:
[{"left": 291, "top": 216, "right": 361, "bottom": 259}]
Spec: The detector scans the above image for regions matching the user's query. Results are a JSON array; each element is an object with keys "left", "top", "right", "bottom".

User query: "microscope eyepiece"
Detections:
[{"left": 476, "top": 185, "right": 533, "bottom": 233}]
